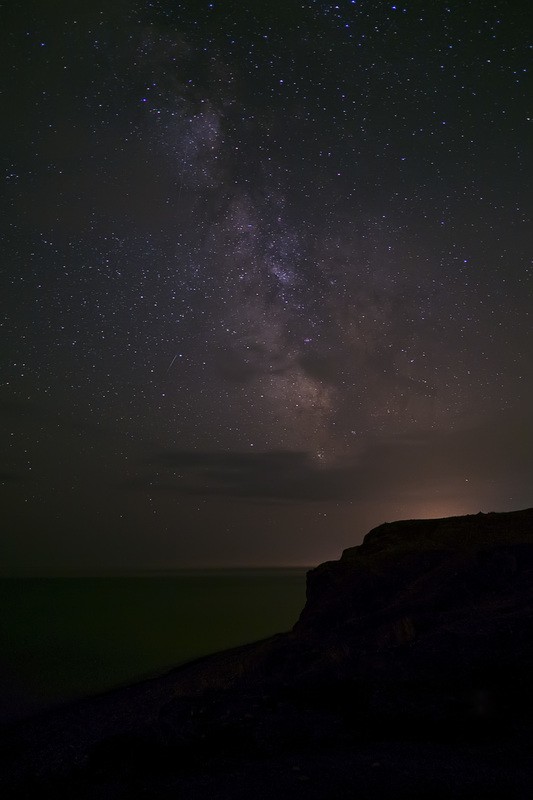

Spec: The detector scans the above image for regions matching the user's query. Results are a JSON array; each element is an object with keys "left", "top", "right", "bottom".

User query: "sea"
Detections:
[{"left": 0, "top": 568, "right": 308, "bottom": 725}]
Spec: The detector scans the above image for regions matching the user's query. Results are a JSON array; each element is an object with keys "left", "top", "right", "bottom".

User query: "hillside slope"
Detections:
[{"left": 3, "top": 508, "right": 533, "bottom": 798}]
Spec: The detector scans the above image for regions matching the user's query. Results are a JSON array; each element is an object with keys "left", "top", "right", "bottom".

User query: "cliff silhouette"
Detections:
[{"left": 2, "top": 508, "right": 533, "bottom": 798}]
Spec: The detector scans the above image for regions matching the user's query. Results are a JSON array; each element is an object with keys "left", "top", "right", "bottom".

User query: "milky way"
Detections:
[{"left": 1, "top": 1, "right": 532, "bottom": 571}]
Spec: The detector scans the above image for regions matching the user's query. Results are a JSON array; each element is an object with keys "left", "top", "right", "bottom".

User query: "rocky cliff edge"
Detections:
[{"left": 3, "top": 508, "right": 533, "bottom": 798}]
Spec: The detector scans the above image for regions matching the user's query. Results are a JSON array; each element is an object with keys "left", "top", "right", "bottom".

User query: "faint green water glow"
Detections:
[{"left": 0, "top": 570, "right": 307, "bottom": 721}]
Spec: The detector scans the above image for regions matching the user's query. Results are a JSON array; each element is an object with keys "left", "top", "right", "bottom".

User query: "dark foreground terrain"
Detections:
[{"left": 2, "top": 508, "right": 533, "bottom": 798}]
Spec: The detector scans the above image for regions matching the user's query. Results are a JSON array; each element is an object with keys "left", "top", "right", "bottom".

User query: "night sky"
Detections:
[{"left": 2, "top": 1, "right": 532, "bottom": 573}]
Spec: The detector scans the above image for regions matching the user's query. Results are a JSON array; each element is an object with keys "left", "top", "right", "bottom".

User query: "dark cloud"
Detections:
[
  {"left": 135, "top": 450, "right": 355, "bottom": 502},
  {"left": 129, "top": 406, "right": 533, "bottom": 508}
]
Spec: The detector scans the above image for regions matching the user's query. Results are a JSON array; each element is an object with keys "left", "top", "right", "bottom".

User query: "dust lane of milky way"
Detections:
[{"left": 1, "top": 1, "right": 532, "bottom": 572}]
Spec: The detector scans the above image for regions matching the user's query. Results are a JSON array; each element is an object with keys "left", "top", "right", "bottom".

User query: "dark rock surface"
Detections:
[{"left": 2, "top": 508, "right": 533, "bottom": 798}]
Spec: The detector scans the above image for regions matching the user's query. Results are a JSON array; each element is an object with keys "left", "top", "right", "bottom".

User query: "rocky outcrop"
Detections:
[
  {"left": 207, "top": 508, "right": 533, "bottom": 732},
  {"left": 285, "top": 508, "right": 533, "bottom": 731},
  {"left": 3, "top": 508, "right": 533, "bottom": 798},
  {"left": 297, "top": 508, "right": 533, "bottom": 659}
]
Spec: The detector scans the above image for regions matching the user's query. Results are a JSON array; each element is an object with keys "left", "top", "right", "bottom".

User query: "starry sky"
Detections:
[{"left": 1, "top": 0, "right": 532, "bottom": 573}]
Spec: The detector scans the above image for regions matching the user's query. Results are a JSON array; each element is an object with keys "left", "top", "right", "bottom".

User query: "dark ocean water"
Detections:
[{"left": 0, "top": 569, "right": 308, "bottom": 724}]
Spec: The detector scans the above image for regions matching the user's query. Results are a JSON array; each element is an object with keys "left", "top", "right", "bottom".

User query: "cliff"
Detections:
[
  {"left": 3, "top": 508, "right": 533, "bottom": 798},
  {"left": 298, "top": 507, "right": 533, "bottom": 670}
]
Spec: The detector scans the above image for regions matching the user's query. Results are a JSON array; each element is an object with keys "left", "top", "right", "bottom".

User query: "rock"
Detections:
[
  {"left": 2, "top": 507, "right": 533, "bottom": 798},
  {"left": 286, "top": 508, "right": 533, "bottom": 733}
]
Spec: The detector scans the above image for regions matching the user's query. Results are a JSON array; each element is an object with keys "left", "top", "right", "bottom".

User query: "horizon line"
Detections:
[{"left": 0, "top": 565, "right": 315, "bottom": 578}]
